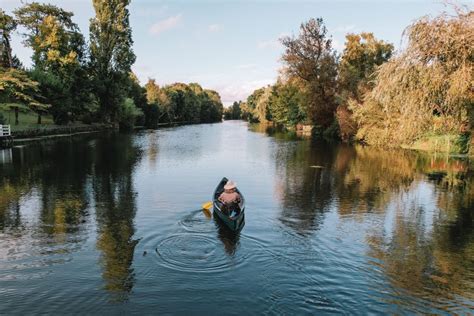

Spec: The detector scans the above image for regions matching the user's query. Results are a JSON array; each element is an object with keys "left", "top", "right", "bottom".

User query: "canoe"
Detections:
[{"left": 213, "top": 177, "right": 245, "bottom": 232}]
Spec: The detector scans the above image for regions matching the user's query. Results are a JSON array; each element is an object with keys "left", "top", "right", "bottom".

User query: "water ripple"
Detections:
[{"left": 154, "top": 233, "right": 246, "bottom": 273}]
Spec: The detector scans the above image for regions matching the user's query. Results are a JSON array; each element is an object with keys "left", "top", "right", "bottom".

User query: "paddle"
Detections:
[
  {"left": 201, "top": 201, "right": 213, "bottom": 218},
  {"left": 202, "top": 201, "right": 213, "bottom": 210}
]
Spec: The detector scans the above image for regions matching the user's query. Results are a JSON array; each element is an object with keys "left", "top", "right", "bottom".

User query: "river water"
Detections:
[{"left": 0, "top": 121, "right": 473, "bottom": 314}]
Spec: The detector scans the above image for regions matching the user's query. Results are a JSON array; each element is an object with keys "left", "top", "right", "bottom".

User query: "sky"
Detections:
[{"left": 2, "top": 0, "right": 460, "bottom": 105}]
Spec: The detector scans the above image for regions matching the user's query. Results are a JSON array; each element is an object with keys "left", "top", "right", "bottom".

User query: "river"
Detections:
[{"left": 0, "top": 121, "right": 473, "bottom": 314}]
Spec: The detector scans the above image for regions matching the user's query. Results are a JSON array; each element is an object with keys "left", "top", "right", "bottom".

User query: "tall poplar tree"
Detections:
[{"left": 89, "top": 0, "right": 136, "bottom": 122}]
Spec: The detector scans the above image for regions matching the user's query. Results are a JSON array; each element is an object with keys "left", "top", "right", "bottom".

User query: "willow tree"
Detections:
[
  {"left": 352, "top": 9, "right": 474, "bottom": 147},
  {"left": 281, "top": 18, "right": 338, "bottom": 129},
  {"left": 89, "top": 0, "right": 136, "bottom": 122}
]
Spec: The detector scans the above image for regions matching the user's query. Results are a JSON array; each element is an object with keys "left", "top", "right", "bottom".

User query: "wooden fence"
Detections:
[{"left": 0, "top": 125, "right": 13, "bottom": 148}]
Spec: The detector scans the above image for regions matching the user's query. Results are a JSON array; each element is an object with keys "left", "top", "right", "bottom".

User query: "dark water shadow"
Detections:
[{"left": 213, "top": 215, "right": 242, "bottom": 256}]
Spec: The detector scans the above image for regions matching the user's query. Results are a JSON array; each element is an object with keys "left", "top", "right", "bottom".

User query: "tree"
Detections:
[
  {"left": 0, "top": 10, "right": 17, "bottom": 68},
  {"left": 89, "top": 0, "right": 136, "bottom": 122},
  {"left": 15, "top": 2, "right": 90, "bottom": 124},
  {"left": 243, "top": 86, "right": 272, "bottom": 123},
  {"left": 338, "top": 32, "right": 393, "bottom": 103},
  {"left": 337, "top": 32, "right": 393, "bottom": 141},
  {"left": 118, "top": 97, "right": 143, "bottom": 131},
  {"left": 268, "top": 80, "right": 306, "bottom": 127},
  {"left": 281, "top": 18, "right": 338, "bottom": 129},
  {"left": 352, "top": 8, "right": 474, "bottom": 147},
  {"left": 244, "top": 87, "right": 265, "bottom": 122},
  {"left": 14, "top": 2, "right": 81, "bottom": 68},
  {"left": 0, "top": 68, "right": 49, "bottom": 124}
]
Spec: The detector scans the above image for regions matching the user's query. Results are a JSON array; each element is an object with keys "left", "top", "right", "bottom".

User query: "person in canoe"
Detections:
[{"left": 218, "top": 180, "right": 241, "bottom": 206}]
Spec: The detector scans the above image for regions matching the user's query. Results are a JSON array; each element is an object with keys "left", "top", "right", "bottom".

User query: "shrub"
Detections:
[{"left": 118, "top": 98, "right": 143, "bottom": 131}]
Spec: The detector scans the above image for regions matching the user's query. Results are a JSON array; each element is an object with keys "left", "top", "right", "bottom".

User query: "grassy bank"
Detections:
[
  {"left": 404, "top": 133, "right": 472, "bottom": 156},
  {"left": 1, "top": 110, "right": 54, "bottom": 131},
  {"left": 1, "top": 110, "right": 115, "bottom": 141}
]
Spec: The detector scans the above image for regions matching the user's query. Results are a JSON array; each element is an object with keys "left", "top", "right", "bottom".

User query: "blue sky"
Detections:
[{"left": 3, "top": 0, "right": 457, "bottom": 104}]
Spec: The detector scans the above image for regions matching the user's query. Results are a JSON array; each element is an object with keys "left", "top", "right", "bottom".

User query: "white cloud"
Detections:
[
  {"left": 235, "top": 64, "right": 257, "bottom": 70},
  {"left": 213, "top": 79, "right": 275, "bottom": 105},
  {"left": 258, "top": 32, "right": 289, "bottom": 50},
  {"left": 208, "top": 24, "right": 222, "bottom": 32},
  {"left": 149, "top": 14, "right": 182, "bottom": 35},
  {"left": 334, "top": 24, "right": 356, "bottom": 33},
  {"left": 258, "top": 39, "right": 280, "bottom": 50}
]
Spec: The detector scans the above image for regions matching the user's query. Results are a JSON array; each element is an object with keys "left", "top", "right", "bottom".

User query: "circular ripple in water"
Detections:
[
  {"left": 178, "top": 210, "right": 214, "bottom": 233},
  {"left": 154, "top": 233, "right": 245, "bottom": 273}
]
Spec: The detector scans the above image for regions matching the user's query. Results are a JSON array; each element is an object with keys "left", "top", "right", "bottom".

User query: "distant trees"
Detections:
[
  {"left": 224, "top": 101, "right": 242, "bottom": 120},
  {"left": 1, "top": 1, "right": 222, "bottom": 130},
  {"left": 241, "top": 86, "right": 272, "bottom": 123},
  {"left": 144, "top": 80, "right": 223, "bottom": 126}
]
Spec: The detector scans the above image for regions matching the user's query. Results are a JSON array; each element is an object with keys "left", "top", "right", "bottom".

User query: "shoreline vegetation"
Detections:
[
  {"left": 226, "top": 5, "right": 473, "bottom": 156},
  {"left": 1, "top": 1, "right": 224, "bottom": 145},
  {"left": 1, "top": 2, "right": 472, "bottom": 157}
]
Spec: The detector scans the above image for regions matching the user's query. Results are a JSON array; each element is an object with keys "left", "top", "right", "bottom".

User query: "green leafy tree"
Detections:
[
  {"left": 203, "top": 89, "right": 223, "bottom": 122},
  {"left": 0, "top": 68, "right": 49, "bottom": 124},
  {"left": 281, "top": 18, "right": 338, "bottom": 130},
  {"left": 118, "top": 97, "right": 143, "bottom": 131},
  {"left": 242, "top": 86, "right": 272, "bottom": 123},
  {"left": 89, "top": 0, "right": 136, "bottom": 122},
  {"left": 268, "top": 80, "right": 306, "bottom": 127},
  {"left": 15, "top": 2, "right": 90, "bottom": 124},
  {"left": 14, "top": 2, "right": 82, "bottom": 68}
]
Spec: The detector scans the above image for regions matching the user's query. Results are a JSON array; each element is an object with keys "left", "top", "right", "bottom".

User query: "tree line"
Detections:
[
  {"left": 235, "top": 7, "right": 473, "bottom": 150},
  {"left": 0, "top": 1, "right": 223, "bottom": 130}
]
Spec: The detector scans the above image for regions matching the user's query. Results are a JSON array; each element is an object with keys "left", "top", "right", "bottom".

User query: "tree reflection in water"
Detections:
[
  {"left": 0, "top": 139, "right": 94, "bottom": 262},
  {"left": 0, "top": 133, "right": 143, "bottom": 302},
  {"left": 93, "top": 134, "right": 143, "bottom": 302},
  {"left": 273, "top": 138, "right": 474, "bottom": 311},
  {"left": 274, "top": 140, "right": 338, "bottom": 235}
]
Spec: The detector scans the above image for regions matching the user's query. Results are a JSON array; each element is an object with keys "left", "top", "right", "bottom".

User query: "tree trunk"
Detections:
[
  {"left": 37, "top": 113, "right": 42, "bottom": 124},
  {"left": 470, "top": 106, "right": 474, "bottom": 157},
  {"left": 14, "top": 107, "right": 19, "bottom": 125}
]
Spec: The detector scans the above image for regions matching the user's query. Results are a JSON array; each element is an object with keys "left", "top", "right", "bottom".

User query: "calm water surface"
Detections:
[{"left": 0, "top": 121, "right": 473, "bottom": 314}]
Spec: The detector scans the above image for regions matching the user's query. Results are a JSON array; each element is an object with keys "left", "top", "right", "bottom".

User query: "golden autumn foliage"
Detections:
[{"left": 352, "top": 8, "right": 474, "bottom": 147}]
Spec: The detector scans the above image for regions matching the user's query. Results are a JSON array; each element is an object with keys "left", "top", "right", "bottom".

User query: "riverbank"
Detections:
[
  {"left": 403, "top": 133, "right": 473, "bottom": 157},
  {"left": 9, "top": 120, "right": 213, "bottom": 145},
  {"left": 11, "top": 123, "right": 116, "bottom": 144}
]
